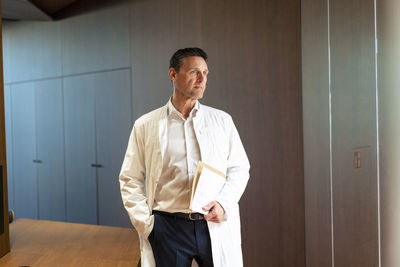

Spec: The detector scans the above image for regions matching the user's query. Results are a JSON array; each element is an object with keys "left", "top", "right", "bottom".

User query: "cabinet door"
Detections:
[
  {"left": 11, "top": 82, "right": 38, "bottom": 219},
  {"left": 95, "top": 70, "right": 132, "bottom": 227},
  {"left": 35, "top": 79, "right": 66, "bottom": 221},
  {"left": 64, "top": 76, "right": 97, "bottom": 224}
]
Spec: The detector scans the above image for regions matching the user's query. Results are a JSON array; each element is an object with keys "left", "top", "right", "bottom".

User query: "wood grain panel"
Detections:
[
  {"left": 301, "top": 0, "right": 333, "bottom": 266},
  {"left": 200, "top": 1, "right": 304, "bottom": 266},
  {"left": 0, "top": 4, "right": 11, "bottom": 256},
  {"left": 330, "top": 0, "right": 379, "bottom": 266},
  {"left": 130, "top": 0, "right": 304, "bottom": 266},
  {"left": 377, "top": 0, "right": 400, "bottom": 266}
]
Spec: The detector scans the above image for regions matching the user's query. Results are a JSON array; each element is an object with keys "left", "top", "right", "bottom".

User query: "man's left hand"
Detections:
[{"left": 203, "top": 201, "right": 225, "bottom": 223}]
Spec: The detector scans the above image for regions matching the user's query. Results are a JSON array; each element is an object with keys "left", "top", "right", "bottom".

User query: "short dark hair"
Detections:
[{"left": 169, "top": 47, "right": 208, "bottom": 72}]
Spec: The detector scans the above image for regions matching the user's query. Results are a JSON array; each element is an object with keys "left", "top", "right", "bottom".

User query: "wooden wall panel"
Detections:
[
  {"left": 0, "top": 3, "right": 11, "bottom": 256},
  {"left": 377, "top": 0, "right": 400, "bottom": 266},
  {"left": 330, "top": 0, "right": 378, "bottom": 266},
  {"left": 130, "top": 0, "right": 304, "bottom": 266},
  {"left": 301, "top": 0, "right": 332, "bottom": 266}
]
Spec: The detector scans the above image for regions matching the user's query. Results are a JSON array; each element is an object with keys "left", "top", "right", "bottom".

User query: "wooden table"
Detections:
[{"left": 0, "top": 219, "right": 140, "bottom": 266}]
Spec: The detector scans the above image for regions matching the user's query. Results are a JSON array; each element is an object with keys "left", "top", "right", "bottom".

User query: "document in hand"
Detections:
[{"left": 190, "top": 161, "right": 226, "bottom": 214}]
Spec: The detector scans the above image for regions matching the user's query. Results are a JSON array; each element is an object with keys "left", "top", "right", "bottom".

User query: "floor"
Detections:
[{"left": 0, "top": 218, "right": 140, "bottom": 266}]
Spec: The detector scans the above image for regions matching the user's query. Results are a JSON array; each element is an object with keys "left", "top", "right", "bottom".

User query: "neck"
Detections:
[{"left": 171, "top": 94, "right": 197, "bottom": 119}]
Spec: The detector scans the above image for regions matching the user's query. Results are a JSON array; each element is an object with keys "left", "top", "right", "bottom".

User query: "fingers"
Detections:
[
  {"left": 203, "top": 201, "right": 216, "bottom": 222},
  {"left": 202, "top": 201, "right": 215, "bottom": 212},
  {"left": 203, "top": 201, "right": 225, "bottom": 223}
]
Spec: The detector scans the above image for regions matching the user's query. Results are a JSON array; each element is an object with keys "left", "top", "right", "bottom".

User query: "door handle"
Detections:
[
  {"left": 91, "top": 164, "right": 103, "bottom": 168},
  {"left": 33, "top": 159, "right": 42, "bottom": 163}
]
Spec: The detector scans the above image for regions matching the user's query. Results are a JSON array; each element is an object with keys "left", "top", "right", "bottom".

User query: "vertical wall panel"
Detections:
[
  {"left": 11, "top": 82, "right": 38, "bottom": 219},
  {"left": 330, "top": 0, "right": 378, "bottom": 266},
  {"left": 130, "top": 1, "right": 194, "bottom": 118},
  {"left": 61, "top": 4, "right": 130, "bottom": 76},
  {"left": 303, "top": 0, "right": 381, "bottom": 266},
  {"left": 201, "top": 1, "right": 304, "bottom": 266},
  {"left": 95, "top": 69, "right": 132, "bottom": 227},
  {"left": 64, "top": 75, "right": 97, "bottom": 224},
  {"left": 35, "top": 79, "right": 66, "bottom": 221},
  {"left": 301, "top": 0, "right": 332, "bottom": 266},
  {"left": 377, "top": 0, "right": 400, "bottom": 266},
  {"left": 6, "top": 21, "right": 61, "bottom": 83}
]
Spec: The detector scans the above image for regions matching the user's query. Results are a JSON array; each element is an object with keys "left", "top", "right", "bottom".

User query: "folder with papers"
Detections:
[{"left": 189, "top": 161, "right": 226, "bottom": 214}]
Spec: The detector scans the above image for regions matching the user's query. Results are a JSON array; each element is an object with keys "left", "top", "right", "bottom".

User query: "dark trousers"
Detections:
[{"left": 149, "top": 211, "right": 214, "bottom": 267}]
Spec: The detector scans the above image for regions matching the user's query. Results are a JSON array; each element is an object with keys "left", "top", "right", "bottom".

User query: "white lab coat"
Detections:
[{"left": 119, "top": 102, "right": 250, "bottom": 267}]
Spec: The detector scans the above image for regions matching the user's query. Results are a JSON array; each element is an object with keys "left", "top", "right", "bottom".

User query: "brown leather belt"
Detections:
[{"left": 153, "top": 210, "right": 205, "bottom": 221}]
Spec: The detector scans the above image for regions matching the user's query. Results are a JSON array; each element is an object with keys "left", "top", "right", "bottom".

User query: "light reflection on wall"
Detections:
[{"left": 378, "top": 0, "right": 400, "bottom": 265}]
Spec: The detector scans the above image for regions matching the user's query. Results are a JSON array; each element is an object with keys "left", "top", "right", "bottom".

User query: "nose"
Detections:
[{"left": 197, "top": 72, "right": 205, "bottom": 82}]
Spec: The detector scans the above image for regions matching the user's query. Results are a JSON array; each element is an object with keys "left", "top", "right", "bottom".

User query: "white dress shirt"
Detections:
[{"left": 152, "top": 99, "right": 201, "bottom": 213}]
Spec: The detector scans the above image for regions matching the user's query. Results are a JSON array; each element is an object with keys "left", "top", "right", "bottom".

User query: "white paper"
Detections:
[{"left": 191, "top": 167, "right": 226, "bottom": 214}]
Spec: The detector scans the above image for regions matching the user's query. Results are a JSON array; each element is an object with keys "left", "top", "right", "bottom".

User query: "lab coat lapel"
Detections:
[
  {"left": 193, "top": 105, "right": 206, "bottom": 162},
  {"left": 147, "top": 104, "right": 167, "bottom": 209},
  {"left": 158, "top": 104, "right": 168, "bottom": 160}
]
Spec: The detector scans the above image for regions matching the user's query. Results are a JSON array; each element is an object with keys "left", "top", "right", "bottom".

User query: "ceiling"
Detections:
[{"left": 2, "top": 0, "right": 79, "bottom": 20}]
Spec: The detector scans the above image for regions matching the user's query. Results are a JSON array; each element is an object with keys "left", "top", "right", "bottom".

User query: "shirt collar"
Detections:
[{"left": 167, "top": 97, "right": 200, "bottom": 119}]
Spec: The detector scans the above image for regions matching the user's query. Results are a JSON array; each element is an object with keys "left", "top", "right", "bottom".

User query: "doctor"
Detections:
[{"left": 119, "top": 47, "right": 250, "bottom": 267}]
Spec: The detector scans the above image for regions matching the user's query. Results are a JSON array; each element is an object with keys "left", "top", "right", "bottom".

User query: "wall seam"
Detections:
[
  {"left": 327, "top": 0, "right": 335, "bottom": 266},
  {"left": 3, "top": 67, "right": 131, "bottom": 86},
  {"left": 93, "top": 86, "right": 99, "bottom": 225},
  {"left": 373, "top": 0, "right": 381, "bottom": 265},
  {"left": 59, "top": 19, "right": 68, "bottom": 223},
  {"left": 34, "top": 83, "right": 40, "bottom": 219}
]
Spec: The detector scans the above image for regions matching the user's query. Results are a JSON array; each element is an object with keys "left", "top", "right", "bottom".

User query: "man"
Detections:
[{"left": 119, "top": 47, "right": 250, "bottom": 267}]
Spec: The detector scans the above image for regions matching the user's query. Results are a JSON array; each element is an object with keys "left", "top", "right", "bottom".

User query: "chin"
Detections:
[{"left": 194, "top": 93, "right": 204, "bottom": 100}]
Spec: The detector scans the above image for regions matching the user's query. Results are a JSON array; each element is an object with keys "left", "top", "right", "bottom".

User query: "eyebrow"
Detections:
[{"left": 188, "top": 67, "right": 209, "bottom": 72}]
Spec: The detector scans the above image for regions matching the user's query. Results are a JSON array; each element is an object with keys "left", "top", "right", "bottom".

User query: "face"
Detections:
[{"left": 169, "top": 56, "right": 209, "bottom": 100}]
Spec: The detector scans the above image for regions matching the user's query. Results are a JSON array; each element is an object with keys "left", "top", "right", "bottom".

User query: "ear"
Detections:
[{"left": 169, "top": 68, "right": 177, "bottom": 81}]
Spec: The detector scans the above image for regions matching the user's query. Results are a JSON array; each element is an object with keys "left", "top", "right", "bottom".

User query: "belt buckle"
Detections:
[{"left": 189, "top": 212, "right": 196, "bottom": 221}]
